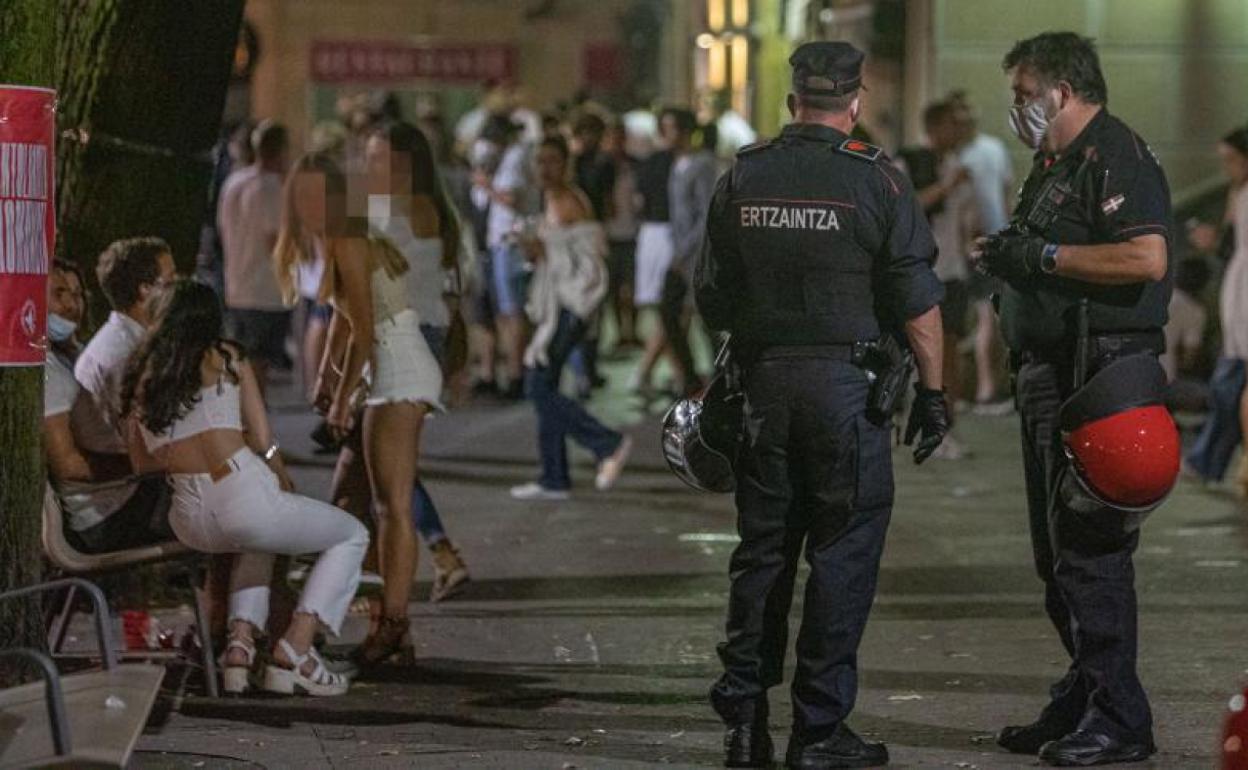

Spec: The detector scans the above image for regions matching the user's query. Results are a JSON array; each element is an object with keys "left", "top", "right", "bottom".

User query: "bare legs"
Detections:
[{"left": 359, "top": 400, "right": 426, "bottom": 660}]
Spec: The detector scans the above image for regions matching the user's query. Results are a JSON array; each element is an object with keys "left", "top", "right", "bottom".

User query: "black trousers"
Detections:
[
  {"left": 1015, "top": 360, "right": 1153, "bottom": 742},
  {"left": 710, "top": 356, "right": 893, "bottom": 742}
]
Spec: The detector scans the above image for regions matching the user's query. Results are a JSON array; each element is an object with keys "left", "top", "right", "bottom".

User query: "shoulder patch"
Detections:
[
  {"left": 837, "top": 138, "right": 883, "bottom": 162},
  {"left": 735, "top": 139, "right": 772, "bottom": 157}
]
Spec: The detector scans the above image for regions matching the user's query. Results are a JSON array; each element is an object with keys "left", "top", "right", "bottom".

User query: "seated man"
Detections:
[{"left": 45, "top": 242, "right": 173, "bottom": 553}]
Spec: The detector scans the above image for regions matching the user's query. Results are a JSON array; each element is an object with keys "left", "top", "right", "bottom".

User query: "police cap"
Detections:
[{"left": 789, "top": 41, "right": 865, "bottom": 97}]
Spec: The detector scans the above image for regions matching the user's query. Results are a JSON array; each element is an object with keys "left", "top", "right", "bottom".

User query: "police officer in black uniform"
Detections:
[
  {"left": 972, "top": 32, "right": 1170, "bottom": 766},
  {"left": 696, "top": 42, "right": 949, "bottom": 769}
]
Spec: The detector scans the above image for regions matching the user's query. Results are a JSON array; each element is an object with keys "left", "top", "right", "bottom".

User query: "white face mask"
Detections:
[
  {"left": 1008, "top": 94, "right": 1054, "bottom": 149},
  {"left": 47, "top": 312, "right": 78, "bottom": 343}
]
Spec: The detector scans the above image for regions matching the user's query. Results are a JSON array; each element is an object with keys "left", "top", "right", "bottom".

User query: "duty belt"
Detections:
[
  {"left": 753, "top": 343, "right": 856, "bottom": 362},
  {"left": 1011, "top": 330, "right": 1164, "bottom": 372}
]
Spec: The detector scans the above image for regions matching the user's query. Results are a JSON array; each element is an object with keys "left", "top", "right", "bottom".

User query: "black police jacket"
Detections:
[
  {"left": 694, "top": 123, "right": 943, "bottom": 349},
  {"left": 1000, "top": 109, "right": 1173, "bottom": 352}
]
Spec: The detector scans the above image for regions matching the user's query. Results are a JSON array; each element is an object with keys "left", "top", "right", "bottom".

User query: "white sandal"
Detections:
[
  {"left": 263, "top": 638, "right": 350, "bottom": 696},
  {"left": 219, "top": 637, "right": 257, "bottom": 695}
]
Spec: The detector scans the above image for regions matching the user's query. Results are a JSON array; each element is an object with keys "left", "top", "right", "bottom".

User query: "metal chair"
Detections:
[
  {"left": 40, "top": 483, "right": 218, "bottom": 698},
  {"left": 0, "top": 578, "right": 165, "bottom": 769}
]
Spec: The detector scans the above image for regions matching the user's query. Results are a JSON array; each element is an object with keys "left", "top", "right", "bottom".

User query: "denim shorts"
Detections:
[{"left": 490, "top": 243, "right": 528, "bottom": 317}]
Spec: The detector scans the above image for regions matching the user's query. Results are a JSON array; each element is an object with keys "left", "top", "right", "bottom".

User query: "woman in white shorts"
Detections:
[
  {"left": 631, "top": 145, "right": 677, "bottom": 392},
  {"left": 122, "top": 279, "right": 368, "bottom": 697},
  {"left": 276, "top": 152, "right": 441, "bottom": 667}
]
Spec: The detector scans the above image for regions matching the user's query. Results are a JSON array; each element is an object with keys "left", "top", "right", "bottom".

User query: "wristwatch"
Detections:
[
  {"left": 261, "top": 443, "right": 281, "bottom": 463},
  {"left": 1039, "top": 243, "right": 1060, "bottom": 274}
]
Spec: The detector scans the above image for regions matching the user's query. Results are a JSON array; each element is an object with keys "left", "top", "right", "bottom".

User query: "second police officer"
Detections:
[
  {"left": 973, "top": 32, "right": 1171, "bottom": 766},
  {"left": 696, "top": 42, "right": 949, "bottom": 769}
]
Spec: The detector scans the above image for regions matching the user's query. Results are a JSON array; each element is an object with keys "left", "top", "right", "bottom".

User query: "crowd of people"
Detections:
[
  {"left": 38, "top": 73, "right": 1248, "bottom": 702},
  {"left": 40, "top": 85, "right": 744, "bottom": 697}
]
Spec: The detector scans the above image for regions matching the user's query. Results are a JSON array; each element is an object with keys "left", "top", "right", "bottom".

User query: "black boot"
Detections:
[
  {"left": 1038, "top": 730, "right": 1155, "bottom": 766},
  {"left": 724, "top": 721, "right": 774, "bottom": 768},
  {"left": 997, "top": 713, "right": 1080, "bottom": 754},
  {"left": 785, "top": 724, "right": 888, "bottom": 769}
]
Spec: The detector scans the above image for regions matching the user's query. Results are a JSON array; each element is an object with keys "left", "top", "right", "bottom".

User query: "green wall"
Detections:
[{"left": 929, "top": 0, "right": 1248, "bottom": 203}]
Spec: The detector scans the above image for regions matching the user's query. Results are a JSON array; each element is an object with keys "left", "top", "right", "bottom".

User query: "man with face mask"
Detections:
[
  {"left": 971, "top": 32, "right": 1171, "bottom": 766},
  {"left": 44, "top": 257, "right": 171, "bottom": 554},
  {"left": 696, "top": 41, "right": 947, "bottom": 769}
]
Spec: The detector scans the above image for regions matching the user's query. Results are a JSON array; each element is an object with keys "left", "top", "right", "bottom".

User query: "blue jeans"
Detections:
[
  {"left": 1185, "top": 356, "right": 1246, "bottom": 482},
  {"left": 525, "top": 311, "right": 623, "bottom": 490},
  {"left": 410, "top": 324, "right": 449, "bottom": 546}
]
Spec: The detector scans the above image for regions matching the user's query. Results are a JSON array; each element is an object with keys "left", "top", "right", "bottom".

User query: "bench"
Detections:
[
  {"left": 41, "top": 484, "right": 218, "bottom": 698},
  {"left": 0, "top": 578, "right": 165, "bottom": 769}
]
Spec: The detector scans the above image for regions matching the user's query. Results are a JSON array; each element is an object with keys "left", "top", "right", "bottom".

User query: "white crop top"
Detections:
[{"left": 140, "top": 379, "right": 243, "bottom": 452}]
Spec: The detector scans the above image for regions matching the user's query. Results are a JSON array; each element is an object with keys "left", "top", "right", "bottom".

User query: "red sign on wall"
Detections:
[
  {"left": 310, "top": 41, "right": 518, "bottom": 85},
  {"left": 583, "top": 43, "right": 626, "bottom": 90},
  {"left": 0, "top": 86, "right": 54, "bottom": 368}
]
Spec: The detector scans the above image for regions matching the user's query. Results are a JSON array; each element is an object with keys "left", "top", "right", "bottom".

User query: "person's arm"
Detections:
[
  {"left": 1060, "top": 150, "right": 1169, "bottom": 284},
  {"left": 327, "top": 239, "right": 375, "bottom": 438},
  {"left": 314, "top": 305, "right": 349, "bottom": 412},
  {"left": 235, "top": 353, "right": 294, "bottom": 491},
  {"left": 915, "top": 170, "right": 968, "bottom": 211},
  {"left": 1049, "top": 234, "right": 1166, "bottom": 284},
  {"left": 45, "top": 413, "right": 133, "bottom": 483},
  {"left": 672, "top": 158, "right": 719, "bottom": 270},
  {"left": 904, "top": 305, "right": 943, "bottom": 390},
  {"left": 693, "top": 170, "right": 740, "bottom": 332}
]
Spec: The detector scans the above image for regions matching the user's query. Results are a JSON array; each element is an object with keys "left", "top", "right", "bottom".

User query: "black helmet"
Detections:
[{"left": 661, "top": 372, "right": 743, "bottom": 493}]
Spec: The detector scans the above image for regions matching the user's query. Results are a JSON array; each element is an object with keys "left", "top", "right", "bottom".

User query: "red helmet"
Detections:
[
  {"left": 1059, "top": 354, "right": 1179, "bottom": 519},
  {"left": 1222, "top": 687, "right": 1248, "bottom": 770}
]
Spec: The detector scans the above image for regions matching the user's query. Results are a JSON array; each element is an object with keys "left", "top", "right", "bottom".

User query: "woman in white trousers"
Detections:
[{"left": 123, "top": 279, "right": 368, "bottom": 696}]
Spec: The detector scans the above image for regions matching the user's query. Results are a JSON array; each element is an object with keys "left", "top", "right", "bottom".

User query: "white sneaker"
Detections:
[
  {"left": 595, "top": 436, "right": 633, "bottom": 491},
  {"left": 931, "top": 434, "right": 970, "bottom": 461},
  {"left": 509, "top": 482, "right": 571, "bottom": 501}
]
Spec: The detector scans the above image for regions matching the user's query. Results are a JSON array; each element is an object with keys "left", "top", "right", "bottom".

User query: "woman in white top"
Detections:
[
  {"left": 364, "top": 121, "right": 472, "bottom": 602},
  {"left": 509, "top": 137, "right": 632, "bottom": 500},
  {"left": 122, "top": 280, "right": 368, "bottom": 696},
  {"left": 1185, "top": 127, "right": 1248, "bottom": 485},
  {"left": 275, "top": 152, "right": 439, "bottom": 666}
]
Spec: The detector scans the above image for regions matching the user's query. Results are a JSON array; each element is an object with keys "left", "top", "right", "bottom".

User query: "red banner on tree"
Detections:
[
  {"left": 310, "top": 41, "right": 518, "bottom": 85},
  {"left": 0, "top": 86, "right": 55, "bottom": 368}
]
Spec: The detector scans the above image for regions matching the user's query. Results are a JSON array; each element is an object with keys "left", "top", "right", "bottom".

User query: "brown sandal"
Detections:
[{"left": 355, "top": 615, "right": 413, "bottom": 666}]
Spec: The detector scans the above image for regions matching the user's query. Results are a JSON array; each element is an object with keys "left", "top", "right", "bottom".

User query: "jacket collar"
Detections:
[{"left": 781, "top": 122, "right": 850, "bottom": 144}]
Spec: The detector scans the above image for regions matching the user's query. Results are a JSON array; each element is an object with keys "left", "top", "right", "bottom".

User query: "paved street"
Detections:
[{"left": 130, "top": 371, "right": 1247, "bottom": 769}]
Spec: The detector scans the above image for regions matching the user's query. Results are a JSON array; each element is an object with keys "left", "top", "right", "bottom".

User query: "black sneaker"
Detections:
[
  {"left": 786, "top": 724, "right": 888, "bottom": 769},
  {"left": 1038, "top": 730, "right": 1155, "bottom": 766},
  {"left": 724, "top": 722, "right": 774, "bottom": 768}
]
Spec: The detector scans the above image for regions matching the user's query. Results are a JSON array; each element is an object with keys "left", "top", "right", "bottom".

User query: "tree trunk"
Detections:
[
  {"left": 0, "top": 0, "right": 56, "bottom": 669},
  {"left": 57, "top": 0, "right": 245, "bottom": 323}
]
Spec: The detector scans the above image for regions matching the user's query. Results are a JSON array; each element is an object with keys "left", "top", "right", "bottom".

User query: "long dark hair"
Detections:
[
  {"left": 376, "top": 121, "right": 462, "bottom": 270},
  {"left": 121, "top": 279, "right": 240, "bottom": 434}
]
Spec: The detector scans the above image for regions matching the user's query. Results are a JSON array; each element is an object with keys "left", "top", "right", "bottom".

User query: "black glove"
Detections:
[
  {"left": 976, "top": 232, "right": 1046, "bottom": 285},
  {"left": 904, "top": 384, "right": 949, "bottom": 465}
]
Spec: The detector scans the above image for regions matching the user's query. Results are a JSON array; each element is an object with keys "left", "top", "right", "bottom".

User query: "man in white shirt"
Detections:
[
  {"left": 475, "top": 114, "right": 538, "bottom": 398},
  {"left": 951, "top": 93, "right": 1015, "bottom": 407},
  {"left": 218, "top": 119, "right": 290, "bottom": 391},
  {"left": 897, "top": 101, "right": 979, "bottom": 458},
  {"left": 52, "top": 248, "right": 172, "bottom": 552}
]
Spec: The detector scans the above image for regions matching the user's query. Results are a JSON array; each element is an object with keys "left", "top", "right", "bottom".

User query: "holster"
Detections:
[{"left": 853, "top": 334, "right": 916, "bottom": 425}]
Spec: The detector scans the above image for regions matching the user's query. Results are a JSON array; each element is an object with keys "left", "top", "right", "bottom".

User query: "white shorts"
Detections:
[
  {"left": 634, "top": 222, "right": 673, "bottom": 306},
  {"left": 366, "top": 309, "right": 445, "bottom": 410}
]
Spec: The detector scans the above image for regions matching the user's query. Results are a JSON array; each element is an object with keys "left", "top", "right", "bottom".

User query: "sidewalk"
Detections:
[{"left": 127, "top": 372, "right": 1245, "bottom": 768}]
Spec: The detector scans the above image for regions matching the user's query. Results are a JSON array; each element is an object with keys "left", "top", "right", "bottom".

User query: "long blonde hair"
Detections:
[
  {"left": 274, "top": 152, "right": 409, "bottom": 307},
  {"left": 274, "top": 153, "right": 341, "bottom": 305}
]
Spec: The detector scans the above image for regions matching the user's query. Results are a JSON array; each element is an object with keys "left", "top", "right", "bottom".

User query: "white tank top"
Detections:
[{"left": 140, "top": 379, "right": 243, "bottom": 452}]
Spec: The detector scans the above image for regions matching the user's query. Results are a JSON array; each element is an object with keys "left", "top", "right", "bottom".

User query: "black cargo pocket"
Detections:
[{"left": 853, "top": 413, "right": 894, "bottom": 510}]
